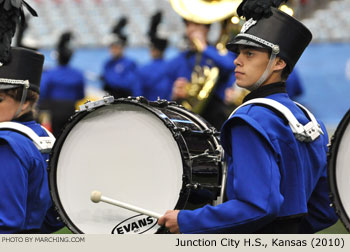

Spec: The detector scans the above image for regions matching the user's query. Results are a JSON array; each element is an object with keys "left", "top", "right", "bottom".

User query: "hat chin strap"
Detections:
[
  {"left": 248, "top": 51, "right": 278, "bottom": 91},
  {"left": 13, "top": 82, "right": 30, "bottom": 119}
]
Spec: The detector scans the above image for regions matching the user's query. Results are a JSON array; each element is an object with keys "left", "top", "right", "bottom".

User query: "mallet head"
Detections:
[{"left": 90, "top": 191, "right": 102, "bottom": 203}]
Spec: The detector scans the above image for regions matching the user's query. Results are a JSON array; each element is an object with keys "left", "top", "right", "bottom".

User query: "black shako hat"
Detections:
[
  {"left": 0, "top": 47, "right": 44, "bottom": 93},
  {"left": 150, "top": 37, "right": 168, "bottom": 52},
  {"left": 226, "top": 7, "right": 312, "bottom": 73},
  {"left": 57, "top": 31, "right": 74, "bottom": 65},
  {"left": 110, "top": 16, "right": 128, "bottom": 46},
  {"left": 148, "top": 11, "right": 168, "bottom": 52}
]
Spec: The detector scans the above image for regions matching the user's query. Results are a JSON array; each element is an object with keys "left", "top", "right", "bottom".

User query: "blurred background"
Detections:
[
  {"left": 17, "top": 0, "right": 350, "bottom": 233},
  {"left": 19, "top": 0, "right": 350, "bottom": 134}
]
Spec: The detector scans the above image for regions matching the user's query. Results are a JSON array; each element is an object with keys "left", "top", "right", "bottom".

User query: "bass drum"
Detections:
[
  {"left": 48, "top": 97, "right": 225, "bottom": 234},
  {"left": 328, "top": 109, "right": 350, "bottom": 232}
]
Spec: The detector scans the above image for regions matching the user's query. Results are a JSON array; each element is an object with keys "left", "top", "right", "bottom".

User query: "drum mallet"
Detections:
[{"left": 90, "top": 191, "right": 162, "bottom": 219}]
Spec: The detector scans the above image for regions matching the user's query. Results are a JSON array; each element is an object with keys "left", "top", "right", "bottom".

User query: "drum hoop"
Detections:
[
  {"left": 48, "top": 107, "right": 91, "bottom": 233},
  {"left": 167, "top": 105, "right": 221, "bottom": 147},
  {"left": 48, "top": 98, "right": 200, "bottom": 233},
  {"left": 327, "top": 109, "right": 350, "bottom": 232}
]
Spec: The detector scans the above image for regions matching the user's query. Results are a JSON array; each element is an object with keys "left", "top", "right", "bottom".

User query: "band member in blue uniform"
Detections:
[
  {"left": 137, "top": 11, "right": 173, "bottom": 101},
  {"left": 39, "top": 31, "right": 85, "bottom": 137},
  {"left": 101, "top": 17, "right": 140, "bottom": 98},
  {"left": 286, "top": 68, "right": 304, "bottom": 99},
  {"left": 0, "top": 1, "right": 63, "bottom": 233},
  {"left": 159, "top": 2, "right": 338, "bottom": 234},
  {"left": 167, "top": 0, "right": 236, "bottom": 130}
]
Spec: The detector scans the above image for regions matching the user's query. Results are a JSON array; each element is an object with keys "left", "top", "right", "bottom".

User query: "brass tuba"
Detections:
[{"left": 169, "top": 0, "right": 241, "bottom": 114}]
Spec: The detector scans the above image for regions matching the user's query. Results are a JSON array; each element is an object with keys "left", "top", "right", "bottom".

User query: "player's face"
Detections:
[
  {"left": 233, "top": 46, "right": 270, "bottom": 89},
  {"left": 150, "top": 47, "right": 162, "bottom": 59},
  {"left": 110, "top": 44, "right": 124, "bottom": 58},
  {"left": 0, "top": 92, "right": 20, "bottom": 122},
  {"left": 185, "top": 21, "right": 209, "bottom": 44}
]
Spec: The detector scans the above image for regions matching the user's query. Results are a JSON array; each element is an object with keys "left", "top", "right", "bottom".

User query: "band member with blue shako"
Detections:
[
  {"left": 137, "top": 11, "right": 173, "bottom": 101},
  {"left": 101, "top": 16, "right": 140, "bottom": 98},
  {"left": 159, "top": 0, "right": 338, "bottom": 234},
  {"left": 167, "top": 0, "right": 237, "bottom": 130},
  {"left": 0, "top": 1, "right": 63, "bottom": 233}
]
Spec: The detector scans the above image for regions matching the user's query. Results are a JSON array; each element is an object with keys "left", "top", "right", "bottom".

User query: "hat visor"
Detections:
[
  {"left": 226, "top": 38, "right": 265, "bottom": 53},
  {"left": 0, "top": 84, "right": 19, "bottom": 90},
  {"left": 0, "top": 83, "right": 39, "bottom": 93}
]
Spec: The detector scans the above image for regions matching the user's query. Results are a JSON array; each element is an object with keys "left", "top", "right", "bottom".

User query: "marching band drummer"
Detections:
[
  {"left": 0, "top": 2, "right": 63, "bottom": 233},
  {"left": 159, "top": 1, "right": 338, "bottom": 234}
]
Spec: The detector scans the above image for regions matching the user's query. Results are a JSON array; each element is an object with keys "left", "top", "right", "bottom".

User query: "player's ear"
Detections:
[{"left": 273, "top": 57, "right": 287, "bottom": 72}]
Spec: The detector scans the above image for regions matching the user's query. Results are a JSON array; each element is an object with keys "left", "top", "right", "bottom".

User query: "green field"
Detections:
[{"left": 317, "top": 220, "right": 349, "bottom": 234}]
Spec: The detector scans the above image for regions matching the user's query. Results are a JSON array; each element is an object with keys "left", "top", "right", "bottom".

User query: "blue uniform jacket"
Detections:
[
  {"left": 0, "top": 121, "right": 52, "bottom": 233},
  {"left": 137, "top": 58, "right": 173, "bottom": 101},
  {"left": 178, "top": 91, "right": 338, "bottom": 233},
  {"left": 286, "top": 69, "right": 303, "bottom": 99},
  {"left": 40, "top": 66, "right": 85, "bottom": 101},
  {"left": 166, "top": 45, "right": 236, "bottom": 101},
  {"left": 102, "top": 56, "right": 141, "bottom": 96}
]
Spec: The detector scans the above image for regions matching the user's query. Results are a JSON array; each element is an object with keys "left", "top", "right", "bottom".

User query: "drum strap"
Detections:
[
  {"left": 0, "top": 122, "right": 55, "bottom": 153},
  {"left": 228, "top": 98, "right": 324, "bottom": 143}
]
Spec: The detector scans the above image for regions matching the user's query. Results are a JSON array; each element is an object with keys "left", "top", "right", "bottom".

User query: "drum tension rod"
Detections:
[
  {"left": 189, "top": 128, "right": 219, "bottom": 136},
  {"left": 186, "top": 183, "right": 221, "bottom": 190},
  {"left": 173, "top": 127, "right": 220, "bottom": 137},
  {"left": 203, "top": 127, "right": 220, "bottom": 136},
  {"left": 189, "top": 149, "right": 221, "bottom": 161}
]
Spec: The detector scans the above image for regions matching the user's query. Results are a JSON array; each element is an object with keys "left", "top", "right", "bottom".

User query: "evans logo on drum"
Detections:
[{"left": 112, "top": 214, "right": 158, "bottom": 234}]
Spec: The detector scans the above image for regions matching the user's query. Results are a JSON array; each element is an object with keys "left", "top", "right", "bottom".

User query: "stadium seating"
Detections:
[
  {"left": 25, "top": 0, "right": 183, "bottom": 48},
  {"left": 302, "top": 0, "right": 350, "bottom": 42},
  {"left": 24, "top": 0, "right": 350, "bottom": 48}
]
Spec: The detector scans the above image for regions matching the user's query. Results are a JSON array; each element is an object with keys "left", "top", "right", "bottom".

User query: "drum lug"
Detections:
[
  {"left": 203, "top": 127, "right": 220, "bottom": 136},
  {"left": 172, "top": 126, "right": 191, "bottom": 139},
  {"left": 173, "top": 131, "right": 181, "bottom": 139},
  {"left": 135, "top": 96, "right": 149, "bottom": 104},
  {"left": 186, "top": 183, "right": 201, "bottom": 190},
  {"left": 152, "top": 98, "right": 177, "bottom": 107},
  {"left": 173, "top": 126, "right": 190, "bottom": 133},
  {"left": 167, "top": 101, "right": 178, "bottom": 106}
]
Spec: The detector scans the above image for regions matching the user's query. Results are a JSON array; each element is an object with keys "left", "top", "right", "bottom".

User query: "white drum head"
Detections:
[
  {"left": 329, "top": 110, "right": 350, "bottom": 232},
  {"left": 55, "top": 103, "right": 183, "bottom": 233},
  {"left": 335, "top": 120, "right": 350, "bottom": 222}
]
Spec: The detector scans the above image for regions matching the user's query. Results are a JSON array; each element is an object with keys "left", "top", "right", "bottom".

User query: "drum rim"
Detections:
[
  {"left": 48, "top": 98, "right": 198, "bottom": 233},
  {"left": 327, "top": 109, "right": 350, "bottom": 232},
  {"left": 48, "top": 107, "right": 88, "bottom": 233}
]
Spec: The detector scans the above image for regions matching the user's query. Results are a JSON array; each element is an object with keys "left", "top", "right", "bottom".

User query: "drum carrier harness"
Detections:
[
  {"left": 0, "top": 122, "right": 55, "bottom": 153},
  {"left": 229, "top": 98, "right": 324, "bottom": 143},
  {"left": 0, "top": 122, "right": 55, "bottom": 233}
]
